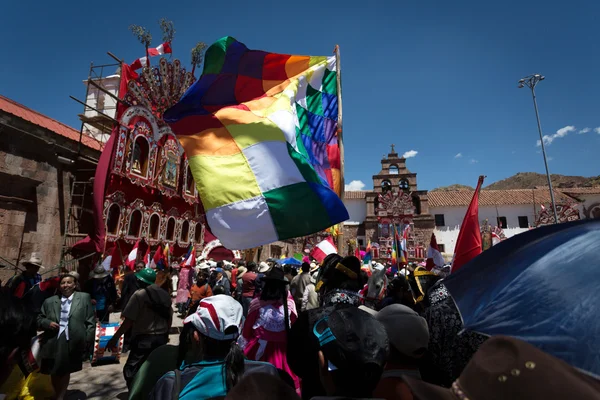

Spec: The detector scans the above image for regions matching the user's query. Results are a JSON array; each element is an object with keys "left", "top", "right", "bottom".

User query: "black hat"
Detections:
[
  {"left": 263, "top": 266, "right": 288, "bottom": 284},
  {"left": 335, "top": 256, "right": 362, "bottom": 280},
  {"left": 313, "top": 307, "right": 389, "bottom": 371}
]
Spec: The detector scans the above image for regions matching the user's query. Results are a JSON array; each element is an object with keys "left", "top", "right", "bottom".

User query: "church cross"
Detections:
[{"left": 391, "top": 144, "right": 396, "bottom": 153}]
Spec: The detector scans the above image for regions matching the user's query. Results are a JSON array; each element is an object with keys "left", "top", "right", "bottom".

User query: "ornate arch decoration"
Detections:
[
  {"left": 182, "top": 155, "right": 199, "bottom": 205},
  {"left": 199, "top": 238, "right": 241, "bottom": 260},
  {"left": 123, "top": 199, "right": 147, "bottom": 243},
  {"left": 178, "top": 210, "right": 195, "bottom": 247},
  {"left": 103, "top": 191, "right": 127, "bottom": 241},
  {"left": 191, "top": 222, "right": 205, "bottom": 246},
  {"left": 163, "top": 207, "right": 180, "bottom": 245},
  {"left": 536, "top": 202, "right": 580, "bottom": 226},
  {"left": 114, "top": 106, "right": 160, "bottom": 187},
  {"left": 156, "top": 132, "right": 185, "bottom": 197}
]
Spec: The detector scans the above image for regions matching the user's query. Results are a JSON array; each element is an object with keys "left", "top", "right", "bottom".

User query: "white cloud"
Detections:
[
  {"left": 594, "top": 127, "right": 600, "bottom": 134},
  {"left": 536, "top": 125, "right": 576, "bottom": 146},
  {"left": 578, "top": 127, "right": 591, "bottom": 134},
  {"left": 454, "top": 153, "right": 463, "bottom": 158},
  {"left": 345, "top": 180, "right": 366, "bottom": 191},
  {"left": 402, "top": 150, "right": 418, "bottom": 159},
  {"left": 469, "top": 159, "right": 478, "bottom": 164}
]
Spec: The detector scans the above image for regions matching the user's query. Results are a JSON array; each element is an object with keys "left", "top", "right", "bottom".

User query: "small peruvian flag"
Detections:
[
  {"left": 131, "top": 42, "right": 172, "bottom": 70},
  {"left": 125, "top": 240, "right": 141, "bottom": 271},
  {"left": 425, "top": 233, "right": 445, "bottom": 271},
  {"left": 310, "top": 237, "right": 337, "bottom": 263}
]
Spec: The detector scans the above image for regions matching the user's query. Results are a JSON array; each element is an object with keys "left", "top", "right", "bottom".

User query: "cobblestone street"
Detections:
[{"left": 65, "top": 308, "right": 184, "bottom": 400}]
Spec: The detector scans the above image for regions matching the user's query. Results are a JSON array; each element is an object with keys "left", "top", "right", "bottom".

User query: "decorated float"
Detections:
[{"left": 72, "top": 28, "right": 240, "bottom": 267}]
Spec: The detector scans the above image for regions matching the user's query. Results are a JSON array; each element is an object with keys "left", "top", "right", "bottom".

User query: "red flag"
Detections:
[
  {"left": 426, "top": 233, "right": 445, "bottom": 271},
  {"left": 354, "top": 246, "right": 361, "bottom": 261},
  {"left": 451, "top": 176, "right": 485, "bottom": 274}
]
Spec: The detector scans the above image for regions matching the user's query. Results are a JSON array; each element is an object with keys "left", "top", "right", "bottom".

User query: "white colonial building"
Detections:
[{"left": 343, "top": 147, "right": 600, "bottom": 260}]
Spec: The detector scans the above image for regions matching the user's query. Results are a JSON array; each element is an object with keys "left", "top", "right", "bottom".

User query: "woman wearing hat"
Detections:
[
  {"left": 238, "top": 267, "right": 301, "bottom": 393},
  {"left": 9, "top": 253, "right": 44, "bottom": 299},
  {"left": 38, "top": 273, "right": 95, "bottom": 400},
  {"left": 84, "top": 264, "right": 117, "bottom": 323}
]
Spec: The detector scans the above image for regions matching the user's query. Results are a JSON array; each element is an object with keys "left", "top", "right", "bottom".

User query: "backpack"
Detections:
[{"left": 144, "top": 287, "right": 172, "bottom": 321}]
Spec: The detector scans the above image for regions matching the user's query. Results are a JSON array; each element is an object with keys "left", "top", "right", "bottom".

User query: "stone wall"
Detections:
[{"left": 0, "top": 113, "right": 98, "bottom": 283}]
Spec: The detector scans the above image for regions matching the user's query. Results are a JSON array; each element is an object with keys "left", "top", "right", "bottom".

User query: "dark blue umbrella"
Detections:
[
  {"left": 444, "top": 219, "right": 600, "bottom": 377},
  {"left": 278, "top": 257, "right": 302, "bottom": 266}
]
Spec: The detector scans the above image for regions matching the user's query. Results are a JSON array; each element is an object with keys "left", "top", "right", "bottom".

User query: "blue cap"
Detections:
[{"left": 215, "top": 267, "right": 224, "bottom": 273}]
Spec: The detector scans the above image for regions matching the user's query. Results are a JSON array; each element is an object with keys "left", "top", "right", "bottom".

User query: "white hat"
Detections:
[
  {"left": 373, "top": 263, "right": 385, "bottom": 271},
  {"left": 183, "top": 295, "right": 244, "bottom": 341},
  {"left": 198, "top": 262, "right": 211, "bottom": 270},
  {"left": 22, "top": 252, "right": 44, "bottom": 269},
  {"left": 309, "top": 262, "right": 319, "bottom": 273},
  {"left": 258, "top": 262, "right": 270, "bottom": 273},
  {"left": 374, "top": 304, "right": 429, "bottom": 358}
]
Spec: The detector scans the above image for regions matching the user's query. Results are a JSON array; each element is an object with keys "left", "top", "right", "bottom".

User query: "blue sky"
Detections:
[{"left": 1, "top": 0, "right": 599, "bottom": 191}]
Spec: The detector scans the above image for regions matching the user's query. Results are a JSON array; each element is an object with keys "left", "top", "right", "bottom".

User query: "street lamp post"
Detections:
[{"left": 518, "top": 74, "right": 559, "bottom": 224}]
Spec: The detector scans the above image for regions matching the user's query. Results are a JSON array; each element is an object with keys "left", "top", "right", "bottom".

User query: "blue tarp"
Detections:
[
  {"left": 278, "top": 257, "right": 302, "bottom": 266},
  {"left": 444, "top": 219, "right": 600, "bottom": 378}
]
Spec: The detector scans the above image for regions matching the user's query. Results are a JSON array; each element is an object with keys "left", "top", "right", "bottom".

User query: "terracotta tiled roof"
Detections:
[
  {"left": 344, "top": 191, "right": 368, "bottom": 199},
  {"left": 0, "top": 94, "right": 102, "bottom": 151},
  {"left": 428, "top": 189, "right": 575, "bottom": 208},
  {"left": 558, "top": 187, "right": 600, "bottom": 195}
]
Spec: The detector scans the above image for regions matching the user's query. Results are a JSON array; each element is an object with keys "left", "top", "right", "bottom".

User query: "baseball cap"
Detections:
[
  {"left": 374, "top": 304, "right": 429, "bottom": 358},
  {"left": 183, "top": 294, "right": 244, "bottom": 341},
  {"left": 313, "top": 307, "right": 389, "bottom": 371},
  {"left": 215, "top": 267, "right": 224, "bottom": 273}
]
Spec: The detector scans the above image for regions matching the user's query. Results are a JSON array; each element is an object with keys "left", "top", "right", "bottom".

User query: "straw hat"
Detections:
[
  {"left": 258, "top": 262, "right": 271, "bottom": 273},
  {"left": 89, "top": 264, "right": 110, "bottom": 279},
  {"left": 21, "top": 252, "right": 44, "bottom": 269}
]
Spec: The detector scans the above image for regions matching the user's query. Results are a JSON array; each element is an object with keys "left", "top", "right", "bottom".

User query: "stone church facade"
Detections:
[{"left": 343, "top": 146, "right": 434, "bottom": 260}]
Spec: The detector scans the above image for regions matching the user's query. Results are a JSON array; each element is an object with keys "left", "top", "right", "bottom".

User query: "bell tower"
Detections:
[{"left": 364, "top": 145, "right": 434, "bottom": 260}]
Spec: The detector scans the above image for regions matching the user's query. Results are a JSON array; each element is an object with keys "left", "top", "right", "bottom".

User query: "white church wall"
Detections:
[
  {"left": 431, "top": 204, "right": 536, "bottom": 255},
  {"left": 344, "top": 198, "right": 367, "bottom": 224}
]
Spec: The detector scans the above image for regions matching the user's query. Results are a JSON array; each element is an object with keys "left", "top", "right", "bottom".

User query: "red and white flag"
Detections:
[
  {"left": 182, "top": 247, "right": 196, "bottom": 268},
  {"left": 147, "top": 42, "right": 172, "bottom": 56},
  {"left": 310, "top": 237, "right": 337, "bottom": 263},
  {"left": 131, "top": 42, "right": 172, "bottom": 70},
  {"left": 125, "top": 240, "right": 140, "bottom": 271},
  {"left": 451, "top": 176, "right": 485, "bottom": 274},
  {"left": 143, "top": 246, "right": 152, "bottom": 269},
  {"left": 425, "top": 233, "right": 445, "bottom": 271}
]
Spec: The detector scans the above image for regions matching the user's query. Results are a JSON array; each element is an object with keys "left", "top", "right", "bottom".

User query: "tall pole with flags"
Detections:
[{"left": 335, "top": 44, "right": 345, "bottom": 254}]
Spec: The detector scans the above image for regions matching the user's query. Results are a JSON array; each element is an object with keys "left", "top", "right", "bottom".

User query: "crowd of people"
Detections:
[{"left": 1, "top": 251, "right": 599, "bottom": 399}]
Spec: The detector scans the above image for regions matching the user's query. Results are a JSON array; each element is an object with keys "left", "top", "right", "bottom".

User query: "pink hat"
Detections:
[{"left": 183, "top": 294, "right": 244, "bottom": 340}]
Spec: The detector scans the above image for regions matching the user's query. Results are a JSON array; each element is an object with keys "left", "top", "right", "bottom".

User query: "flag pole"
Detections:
[{"left": 335, "top": 44, "right": 345, "bottom": 255}]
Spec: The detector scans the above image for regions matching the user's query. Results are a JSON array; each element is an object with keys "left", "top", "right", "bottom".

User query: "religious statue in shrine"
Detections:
[{"left": 131, "top": 140, "right": 143, "bottom": 174}]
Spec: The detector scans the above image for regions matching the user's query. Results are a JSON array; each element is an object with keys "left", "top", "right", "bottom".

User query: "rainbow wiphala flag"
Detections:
[{"left": 164, "top": 37, "right": 348, "bottom": 249}]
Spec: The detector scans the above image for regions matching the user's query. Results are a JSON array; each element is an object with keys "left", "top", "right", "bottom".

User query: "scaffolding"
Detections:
[
  {"left": 76, "top": 60, "right": 122, "bottom": 151},
  {"left": 57, "top": 59, "right": 122, "bottom": 270}
]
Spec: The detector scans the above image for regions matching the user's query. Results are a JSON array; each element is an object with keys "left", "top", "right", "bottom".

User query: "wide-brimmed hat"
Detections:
[
  {"left": 263, "top": 267, "right": 288, "bottom": 284},
  {"left": 237, "top": 266, "right": 247, "bottom": 279},
  {"left": 89, "top": 264, "right": 110, "bottom": 279},
  {"left": 362, "top": 304, "right": 429, "bottom": 359},
  {"left": 135, "top": 268, "right": 156, "bottom": 285},
  {"left": 403, "top": 336, "right": 600, "bottom": 400},
  {"left": 313, "top": 307, "right": 389, "bottom": 372},
  {"left": 21, "top": 252, "right": 44, "bottom": 269},
  {"left": 184, "top": 295, "right": 243, "bottom": 341},
  {"left": 258, "top": 262, "right": 271, "bottom": 273}
]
